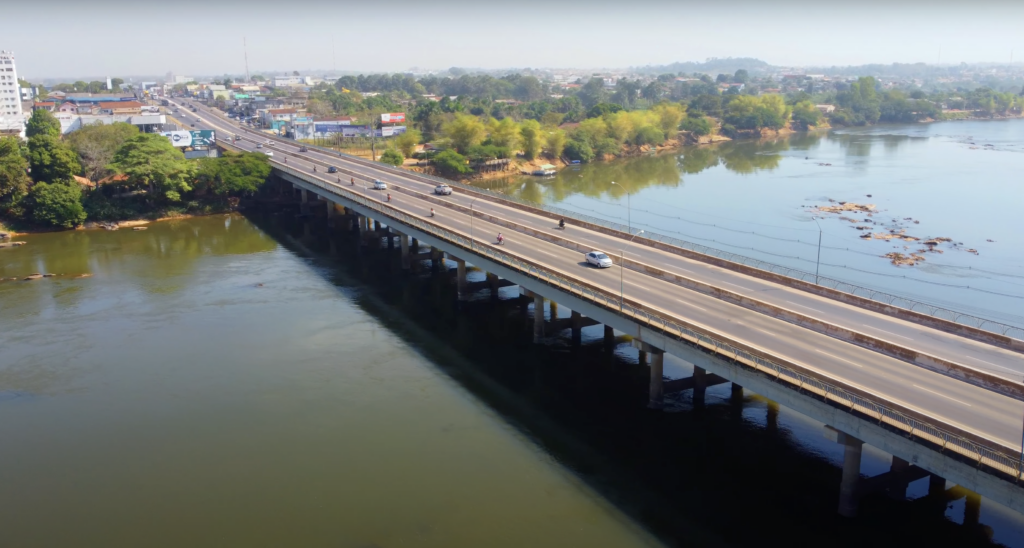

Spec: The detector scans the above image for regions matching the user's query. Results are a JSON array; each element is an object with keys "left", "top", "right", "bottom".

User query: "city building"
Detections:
[{"left": 0, "top": 50, "right": 26, "bottom": 137}]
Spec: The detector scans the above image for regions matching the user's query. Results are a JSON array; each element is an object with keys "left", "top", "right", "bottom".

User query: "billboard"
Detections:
[
  {"left": 381, "top": 126, "right": 407, "bottom": 137},
  {"left": 314, "top": 121, "right": 353, "bottom": 134},
  {"left": 380, "top": 112, "right": 405, "bottom": 124},
  {"left": 161, "top": 129, "right": 216, "bottom": 148}
]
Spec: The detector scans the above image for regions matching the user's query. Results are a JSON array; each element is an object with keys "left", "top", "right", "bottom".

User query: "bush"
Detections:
[
  {"left": 432, "top": 150, "right": 472, "bottom": 176},
  {"left": 564, "top": 140, "right": 595, "bottom": 163},
  {"left": 594, "top": 138, "right": 621, "bottom": 157},
  {"left": 29, "top": 181, "right": 86, "bottom": 228},
  {"left": 632, "top": 125, "right": 665, "bottom": 146},
  {"left": 586, "top": 103, "right": 623, "bottom": 119},
  {"left": 380, "top": 149, "right": 404, "bottom": 166},
  {"left": 719, "top": 123, "right": 738, "bottom": 138},
  {"left": 680, "top": 116, "right": 712, "bottom": 136}
]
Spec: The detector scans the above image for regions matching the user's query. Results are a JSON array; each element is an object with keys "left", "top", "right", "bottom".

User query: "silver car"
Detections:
[{"left": 585, "top": 251, "right": 613, "bottom": 268}]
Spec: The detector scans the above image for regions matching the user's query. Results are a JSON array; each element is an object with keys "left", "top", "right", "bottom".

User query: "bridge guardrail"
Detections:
[
  {"left": 263, "top": 153, "right": 1024, "bottom": 483},
  {"left": 227, "top": 118, "right": 1022, "bottom": 344}
]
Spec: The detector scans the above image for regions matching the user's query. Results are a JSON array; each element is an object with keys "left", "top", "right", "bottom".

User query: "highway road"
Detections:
[{"left": 172, "top": 99, "right": 1024, "bottom": 452}]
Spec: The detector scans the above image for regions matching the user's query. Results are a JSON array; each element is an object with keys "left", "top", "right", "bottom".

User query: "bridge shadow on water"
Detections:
[{"left": 246, "top": 205, "right": 1005, "bottom": 548}]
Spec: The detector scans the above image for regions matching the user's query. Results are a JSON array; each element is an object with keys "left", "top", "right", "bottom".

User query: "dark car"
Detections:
[
  {"left": 190, "top": 123, "right": 195, "bottom": 128},
  {"left": 327, "top": 166, "right": 338, "bottom": 173},
  {"left": 299, "top": 146, "right": 308, "bottom": 152}
]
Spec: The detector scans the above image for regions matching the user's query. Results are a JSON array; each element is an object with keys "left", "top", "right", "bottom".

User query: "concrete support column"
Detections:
[
  {"left": 964, "top": 493, "right": 981, "bottom": 528},
  {"left": 693, "top": 366, "right": 707, "bottom": 407},
  {"left": 400, "top": 234, "right": 410, "bottom": 269},
  {"left": 300, "top": 188, "right": 310, "bottom": 214},
  {"left": 374, "top": 220, "right": 382, "bottom": 231},
  {"left": 571, "top": 311, "right": 582, "bottom": 347},
  {"left": 455, "top": 258, "right": 467, "bottom": 300},
  {"left": 430, "top": 247, "right": 442, "bottom": 272},
  {"left": 889, "top": 456, "right": 910, "bottom": 500},
  {"left": 603, "top": 325, "right": 615, "bottom": 352},
  {"left": 325, "top": 202, "right": 334, "bottom": 226},
  {"left": 549, "top": 301, "right": 558, "bottom": 321},
  {"left": 386, "top": 228, "right": 394, "bottom": 249},
  {"left": 411, "top": 237, "right": 418, "bottom": 250},
  {"left": 638, "top": 350, "right": 648, "bottom": 368},
  {"left": 487, "top": 273, "right": 500, "bottom": 300},
  {"left": 533, "top": 294, "right": 544, "bottom": 343},
  {"left": 649, "top": 351, "right": 664, "bottom": 410},
  {"left": 928, "top": 474, "right": 946, "bottom": 497},
  {"left": 837, "top": 433, "right": 864, "bottom": 518},
  {"left": 731, "top": 382, "right": 744, "bottom": 402}
]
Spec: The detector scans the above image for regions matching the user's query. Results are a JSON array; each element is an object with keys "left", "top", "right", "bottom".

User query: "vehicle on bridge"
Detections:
[
  {"left": 434, "top": 184, "right": 453, "bottom": 196},
  {"left": 327, "top": 166, "right": 338, "bottom": 173},
  {"left": 373, "top": 179, "right": 387, "bottom": 190},
  {"left": 190, "top": 123, "right": 195, "bottom": 128},
  {"left": 585, "top": 251, "right": 613, "bottom": 268},
  {"left": 256, "top": 143, "right": 263, "bottom": 148},
  {"left": 262, "top": 151, "right": 273, "bottom": 157},
  {"left": 299, "top": 146, "right": 309, "bottom": 152}
]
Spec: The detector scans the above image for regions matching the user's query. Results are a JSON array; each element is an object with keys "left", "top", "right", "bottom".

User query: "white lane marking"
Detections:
[
  {"left": 720, "top": 281, "right": 752, "bottom": 291},
  {"left": 813, "top": 349, "right": 863, "bottom": 368},
  {"left": 786, "top": 300, "right": 826, "bottom": 314},
  {"left": 862, "top": 325, "right": 913, "bottom": 341},
  {"left": 532, "top": 248, "right": 560, "bottom": 258},
  {"left": 752, "top": 327, "right": 776, "bottom": 337},
  {"left": 675, "top": 300, "right": 707, "bottom": 312},
  {"left": 965, "top": 356, "right": 1021, "bottom": 375},
  {"left": 912, "top": 384, "right": 973, "bottom": 407}
]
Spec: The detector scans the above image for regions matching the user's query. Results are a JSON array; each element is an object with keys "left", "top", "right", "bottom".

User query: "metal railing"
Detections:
[
  {"left": 219, "top": 109, "right": 1024, "bottom": 342},
  {"left": 274, "top": 159, "right": 1024, "bottom": 483}
]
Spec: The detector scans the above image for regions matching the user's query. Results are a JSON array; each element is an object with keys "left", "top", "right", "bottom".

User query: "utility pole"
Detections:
[
  {"left": 243, "top": 37, "right": 250, "bottom": 83},
  {"left": 332, "top": 36, "right": 337, "bottom": 75}
]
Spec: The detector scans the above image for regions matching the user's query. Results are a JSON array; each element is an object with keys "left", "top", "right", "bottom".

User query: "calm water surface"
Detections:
[
  {"left": 492, "top": 119, "right": 1024, "bottom": 326},
  {"left": 0, "top": 216, "right": 659, "bottom": 548}
]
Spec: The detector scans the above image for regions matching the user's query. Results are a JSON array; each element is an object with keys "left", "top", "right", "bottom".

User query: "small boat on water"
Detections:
[{"left": 530, "top": 164, "right": 557, "bottom": 176}]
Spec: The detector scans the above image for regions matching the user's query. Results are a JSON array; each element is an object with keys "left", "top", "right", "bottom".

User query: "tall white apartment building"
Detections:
[{"left": 0, "top": 50, "right": 26, "bottom": 137}]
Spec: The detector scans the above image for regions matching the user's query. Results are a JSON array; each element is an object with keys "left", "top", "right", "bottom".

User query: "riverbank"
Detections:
[{"left": 0, "top": 208, "right": 232, "bottom": 237}]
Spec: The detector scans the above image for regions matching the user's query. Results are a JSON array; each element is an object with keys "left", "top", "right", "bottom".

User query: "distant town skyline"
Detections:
[{"left": 5, "top": 0, "right": 1024, "bottom": 79}]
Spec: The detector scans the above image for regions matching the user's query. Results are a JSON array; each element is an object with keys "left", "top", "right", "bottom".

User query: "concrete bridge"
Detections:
[{"left": 179, "top": 99, "right": 1024, "bottom": 519}]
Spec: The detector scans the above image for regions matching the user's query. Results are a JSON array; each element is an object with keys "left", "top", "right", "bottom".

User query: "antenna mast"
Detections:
[{"left": 244, "top": 36, "right": 251, "bottom": 83}]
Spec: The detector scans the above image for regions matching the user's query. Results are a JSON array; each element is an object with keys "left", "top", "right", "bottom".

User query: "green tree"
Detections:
[
  {"left": 791, "top": 101, "right": 821, "bottom": 129},
  {"left": 28, "top": 135, "right": 81, "bottom": 183},
  {"left": 29, "top": 181, "right": 86, "bottom": 228},
  {"left": 380, "top": 149, "right": 404, "bottom": 166},
  {"left": 0, "top": 136, "right": 31, "bottom": 216},
  {"left": 586, "top": 102, "right": 623, "bottom": 119},
  {"left": 194, "top": 152, "right": 272, "bottom": 196},
  {"left": 564, "top": 140, "right": 595, "bottom": 163},
  {"left": 65, "top": 122, "right": 140, "bottom": 181},
  {"left": 108, "top": 134, "right": 195, "bottom": 202},
  {"left": 577, "top": 77, "right": 608, "bottom": 109},
  {"left": 733, "top": 69, "right": 749, "bottom": 84},
  {"left": 519, "top": 119, "right": 543, "bottom": 160},
  {"left": 394, "top": 128, "right": 422, "bottom": 157},
  {"left": 633, "top": 126, "right": 665, "bottom": 146},
  {"left": 652, "top": 103, "right": 685, "bottom": 138},
  {"left": 110, "top": 78, "right": 125, "bottom": 91},
  {"left": 545, "top": 128, "right": 566, "bottom": 159},
  {"left": 488, "top": 117, "right": 521, "bottom": 150},
  {"left": 432, "top": 149, "right": 472, "bottom": 176},
  {"left": 680, "top": 116, "right": 712, "bottom": 136},
  {"left": 442, "top": 113, "right": 486, "bottom": 153},
  {"left": 26, "top": 109, "right": 62, "bottom": 138},
  {"left": 513, "top": 76, "right": 545, "bottom": 102}
]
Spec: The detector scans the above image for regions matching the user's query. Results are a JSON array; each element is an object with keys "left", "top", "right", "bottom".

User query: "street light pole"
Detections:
[
  {"left": 620, "top": 230, "right": 644, "bottom": 313},
  {"left": 469, "top": 196, "right": 479, "bottom": 250},
  {"left": 611, "top": 181, "right": 632, "bottom": 234},
  {"left": 812, "top": 217, "right": 823, "bottom": 285}
]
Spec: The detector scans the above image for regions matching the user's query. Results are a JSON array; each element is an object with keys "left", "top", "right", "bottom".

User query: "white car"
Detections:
[
  {"left": 372, "top": 179, "right": 387, "bottom": 190},
  {"left": 585, "top": 251, "right": 613, "bottom": 268},
  {"left": 434, "top": 184, "right": 452, "bottom": 195},
  {"left": 256, "top": 143, "right": 263, "bottom": 148},
  {"left": 263, "top": 151, "right": 273, "bottom": 157}
]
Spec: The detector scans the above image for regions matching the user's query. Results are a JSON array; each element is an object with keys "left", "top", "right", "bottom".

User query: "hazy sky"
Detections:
[{"left": 6, "top": 0, "right": 1024, "bottom": 79}]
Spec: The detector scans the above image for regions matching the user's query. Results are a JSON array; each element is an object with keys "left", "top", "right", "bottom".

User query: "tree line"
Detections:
[{"left": 0, "top": 110, "right": 272, "bottom": 229}]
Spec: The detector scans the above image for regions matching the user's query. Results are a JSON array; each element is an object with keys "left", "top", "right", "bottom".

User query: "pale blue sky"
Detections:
[{"left": 6, "top": 0, "right": 1024, "bottom": 79}]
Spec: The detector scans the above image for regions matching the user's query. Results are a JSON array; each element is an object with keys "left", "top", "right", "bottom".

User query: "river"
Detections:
[
  {"left": 489, "top": 118, "right": 1024, "bottom": 328},
  {"left": 1, "top": 186, "right": 1021, "bottom": 546}
]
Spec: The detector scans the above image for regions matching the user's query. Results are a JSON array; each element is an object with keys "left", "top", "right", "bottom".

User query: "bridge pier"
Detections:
[
  {"left": 571, "top": 311, "right": 582, "bottom": 347},
  {"left": 299, "top": 188, "right": 310, "bottom": 214},
  {"left": 533, "top": 294, "right": 544, "bottom": 342},
  {"left": 633, "top": 340, "right": 665, "bottom": 409},
  {"left": 604, "top": 325, "right": 615, "bottom": 352},
  {"left": 693, "top": 366, "right": 707, "bottom": 407},
  {"left": 399, "top": 233, "right": 410, "bottom": 268},
  {"left": 487, "top": 272, "right": 500, "bottom": 300},
  {"left": 386, "top": 227, "right": 394, "bottom": 249},
  {"left": 453, "top": 257, "right": 468, "bottom": 300},
  {"left": 827, "top": 430, "right": 863, "bottom": 518},
  {"left": 731, "top": 382, "right": 744, "bottom": 403}
]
